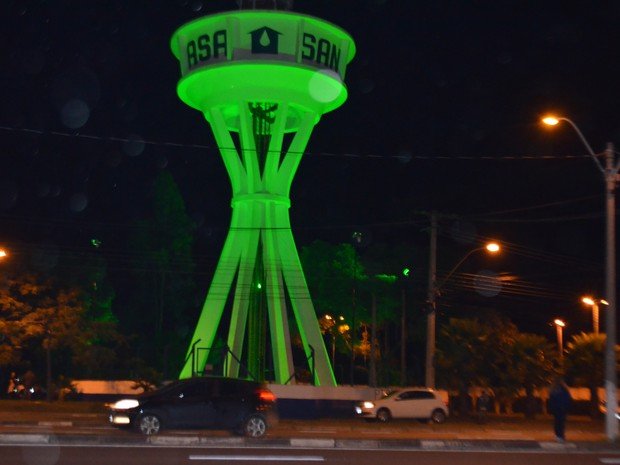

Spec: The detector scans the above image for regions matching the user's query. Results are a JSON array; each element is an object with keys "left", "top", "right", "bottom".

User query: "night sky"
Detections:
[{"left": 2, "top": 0, "right": 620, "bottom": 341}]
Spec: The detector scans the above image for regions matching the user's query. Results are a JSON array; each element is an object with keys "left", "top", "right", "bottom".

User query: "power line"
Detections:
[
  {"left": 465, "top": 195, "right": 602, "bottom": 218},
  {"left": 435, "top": 226, "right": 601, "bottom": 272},
  {"left": 0, "top": 124, "right": 596, "bottom": 161},
  {"left": 444, "top": 272, "right": 574, "bottom": 300},
  {"left": 473, "top": 212, "right": 606, "bottom": 223}
]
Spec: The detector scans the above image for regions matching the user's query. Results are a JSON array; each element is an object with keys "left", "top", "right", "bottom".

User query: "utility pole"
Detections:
[
  {"left": 425, "top": 212, "right": 438, "bottom": 388},
  {"left": 369, "top": 293, "right": 377, "bottom": 387},
  {"left": 400, "top": 288, "right": 406, "bottom": 385},
  {"left": 542, "top": 117, "right": 620, "bottom": 441},
  {"left": 350, "top": 232, "right": 361, "bottom": 386},
  {"left": 603, "top": 142, "right": 618, "bottom": 441}
]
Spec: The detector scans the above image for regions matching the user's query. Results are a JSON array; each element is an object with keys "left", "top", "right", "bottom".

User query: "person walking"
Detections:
[{"left": 548, "top": 377, "right": 572, "bottom": 442}]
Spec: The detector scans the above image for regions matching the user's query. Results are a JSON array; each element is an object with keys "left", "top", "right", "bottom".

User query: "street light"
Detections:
[
  {"left": 582, "top": 296, "right": 609, "bottom": 335},
  {"left": 0, "top": 249, "right": 6, "bottom": 259},
  {"left": 322, "top": 314, "right": 348, "bottom": 379},
  {"left": 543, "top": 115, "right": 620, "bottom": 441},
  {"left": 425, "top": 237, "right": 501, "bottom": 389},
  {"left": 553, "top": 319, "right": 566, "bottom": 362},
  {"left": 442, "top": 243, "right": 501, "bottom": 283},
  {"left": 323, "top": 314, "right": 337, "bottom": 368}
]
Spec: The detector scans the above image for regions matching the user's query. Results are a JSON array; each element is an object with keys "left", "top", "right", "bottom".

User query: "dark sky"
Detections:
[{"left": 1, "top": 0, "right": 620, "bottom": 338}]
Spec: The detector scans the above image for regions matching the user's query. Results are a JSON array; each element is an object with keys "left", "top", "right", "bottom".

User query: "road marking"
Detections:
[
  {"left": 189, "top": 455, "right": 324, "bottom": 461},
  {"left": 297, "top": 429, "right": 338, "bottom": 433},
  {"left": 600, "top": 459, "right": 620, "bottom": 464},
  {"left": 359, "top": 430, "right": 396, "bottom": 435},
  {"left": 290, "top": 439, "right": 334, "bottom": 448},
  {"left": 539, "top": 441, "right": 577, "bottom": 450}
]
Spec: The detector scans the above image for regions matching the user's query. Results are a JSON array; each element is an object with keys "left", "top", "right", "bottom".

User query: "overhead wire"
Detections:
[
  {"left": 1, "top": 209, "right": 604, "bottom": 281},
  {"left": 0, "top": 124, "right": 598, "bottom": 161},
  {"left": 438, "top": 225, "right": 601, "bottom": 272},
  {"left": 442, "top": 272, "right": 573, "bottom": 300},
  {"left": 465, "top": 195, "right": 602, "bottom": 218},
  {"left": 0, "top": 125, "right": 609, "bottom": 292}
]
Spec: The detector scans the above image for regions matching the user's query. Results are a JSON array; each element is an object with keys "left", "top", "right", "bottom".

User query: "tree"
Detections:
[
  {"left": 505, "top": 333, "right": 556, "bottom": 417},
  {"left": 63, "top": 252, "right": 116, "bottom": 324},
  {"left": 366, "top": 276, "right": 399, "bottom": 386},
  {"left": 436, "top": 317, "right": 490, "bottom": 415},
  {"left": 481, "top": 319, "right": 521, "bottom": 414},
  {"left": 55, "top": 246, "right": 126, "bottom": 379},
  {"left": 0, "top": 272, "right": 83, "bottom": 399},
  {"left": 564, "top": 332, "right": 611, "bottom": 416},
  {"left": 358, "top": 241, "right": 428, "bottom": 386},
  {"left": 0, "top": 248, "right": 131, "bottom": 395},
  {"left": 299, "top": 241, "right": 367, "bottom": 383},
  {"left": 301, "top": 240, "right": 407, "bottom": 384},
  {"left": 125, "top": 171, "right": 197, "bottom": 377},
  {"left": 37, "top": 287, "right": 84, "bottom": 401},
  {"left": 0, "top": 273, "right": 40, "bottom": 367},
  {"left": 70, "top": 319, "right": 128, "bottom": 379},
  {"left": 437, "top": 315, "right": 556, "bottom": 417},
  {"left": 300, "top": 240, "right": 368, "bottom": 324}
]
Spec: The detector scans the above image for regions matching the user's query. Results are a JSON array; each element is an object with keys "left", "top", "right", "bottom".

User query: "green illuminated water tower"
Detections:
[{"left": 171, "top": 9, "right": 355, "bottom": 386}]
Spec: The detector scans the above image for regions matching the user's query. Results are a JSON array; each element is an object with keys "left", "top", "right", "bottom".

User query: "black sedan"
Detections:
[{"left": 108, "top": 376, "right": 277, "bottom": 437}]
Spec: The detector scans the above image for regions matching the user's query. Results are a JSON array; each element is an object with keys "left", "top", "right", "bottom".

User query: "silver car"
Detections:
[{"left": 355, "top": 387, "right": 448, "bottom": 423}]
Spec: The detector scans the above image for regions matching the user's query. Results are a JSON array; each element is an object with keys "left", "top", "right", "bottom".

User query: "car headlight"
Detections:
[
  {"left": 111, "top": 399, "right": 140, "bottom": 410},
  {"left": 363, "top": 401, "right": 375, "bottom": 409}
]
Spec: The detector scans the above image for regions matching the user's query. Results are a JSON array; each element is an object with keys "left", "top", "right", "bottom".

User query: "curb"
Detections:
[{"left": 0, "top": 433, "right": 619, "bottom": 453}]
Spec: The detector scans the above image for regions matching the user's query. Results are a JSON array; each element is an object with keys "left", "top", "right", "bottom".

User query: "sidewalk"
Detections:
[{"left": 0, "top": 401, "right": 617, "bottom": 452}]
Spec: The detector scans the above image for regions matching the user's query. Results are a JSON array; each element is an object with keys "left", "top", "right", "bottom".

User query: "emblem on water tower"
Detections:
[{"left": 250, "top": 26, "right": 282, "bottom": 54}]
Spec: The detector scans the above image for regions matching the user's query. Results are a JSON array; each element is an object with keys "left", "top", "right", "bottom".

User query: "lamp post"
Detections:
[
  {"left": 543, "top": 115, "right": 620, "bottom": 441},
  {"left": 350, "top": 231, "right": 363, "bottom": 386},
  {"left": 323, "top": 315, "right": 336, "bottom": 367},
  {"left": 554, "top": 319, "right": 566, "bottom": 362},
  {"left": 425, "top": 233, "right": 501, "bottom": 389},
  {"left": 582, "top": 296, "right": 609, "bottom": 335}
]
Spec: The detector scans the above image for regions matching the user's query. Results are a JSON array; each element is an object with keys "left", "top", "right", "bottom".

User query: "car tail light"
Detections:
[{"left": 257, "top": 388, "right": 276, "bottom": 403}]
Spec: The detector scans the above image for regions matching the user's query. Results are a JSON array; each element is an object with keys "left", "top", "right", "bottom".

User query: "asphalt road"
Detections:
[
  {"left": 0, "top": 415, "right": 608, "bottom": 442},
  {"left": 3, "top": 445, "right": 620, "bottom": 465},
  {"left": 1, "top": 402, "right": 618, "bottom": 459}
]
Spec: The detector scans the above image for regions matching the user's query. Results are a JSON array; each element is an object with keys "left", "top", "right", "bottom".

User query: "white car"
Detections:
[{"left": 355, "top": 387, "right": 448, "bottom": 423}]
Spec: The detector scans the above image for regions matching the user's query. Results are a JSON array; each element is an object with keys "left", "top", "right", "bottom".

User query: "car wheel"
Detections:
[
  {"left": 430, "top": 409, "right": 446, "bottom": 424},
  {"left": 243, "top": 414, "right": 267, "bottom": 438},
  {"left": 376, "top": 408, "right": 391, "bottom": 423},
  {"left": 138, "top": 414, "right": 162, "bottom": 435}
]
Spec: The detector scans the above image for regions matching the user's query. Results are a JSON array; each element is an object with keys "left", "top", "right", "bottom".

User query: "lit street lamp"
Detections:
[
  {"left": 441, "top": 243, "right": 501, "bottom": 284},
  {"left": 425, "top": 228, "right": 501, "bottom": 389},
  {"left": 0, "top": 249, "right": 6, "bottom": 259},
  {"left": 321, "top": 314, "right": 348, "bottom": 378},
  {"left": 543, "top": 115, "right": 620, "bottom": 441},
  {"left": 582, "top": 296, "right": 609, "bottom": 335},
  {"left": 553, "top": 319, "right": 566, "bottom": 362}
]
